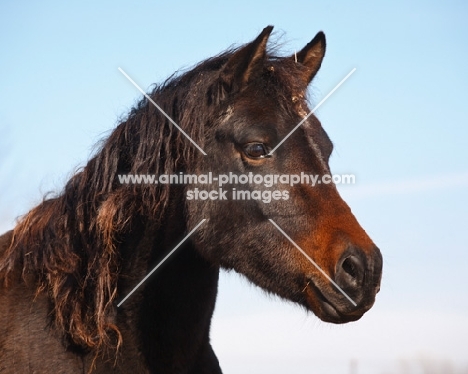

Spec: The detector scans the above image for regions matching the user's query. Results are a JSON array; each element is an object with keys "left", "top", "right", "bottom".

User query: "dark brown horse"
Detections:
[{"left": 0, "top": 26, "right": 382, "bottom": 373}]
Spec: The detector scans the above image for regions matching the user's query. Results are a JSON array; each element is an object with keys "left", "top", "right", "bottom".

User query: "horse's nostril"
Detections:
[
  {"left": 336, "top": 250, "right": 365, "bottom": 291},
  {"left": 332, "top": 246, "right": 381, "bottom": 312},
  {"left": 342, "top": 257, "right": 358, "bottom": 279}
]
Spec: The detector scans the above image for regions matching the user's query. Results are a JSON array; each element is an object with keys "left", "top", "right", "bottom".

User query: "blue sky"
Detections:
[{"left": 1, "top": 1, "right": 468, "bottom": 373}]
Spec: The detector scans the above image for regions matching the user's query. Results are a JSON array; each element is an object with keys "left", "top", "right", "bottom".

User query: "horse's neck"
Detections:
[{"left": 117, "top": 206, "right": 220, "bottom": 370}]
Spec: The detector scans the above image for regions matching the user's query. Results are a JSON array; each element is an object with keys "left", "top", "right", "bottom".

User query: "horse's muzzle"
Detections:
[{"left": 306, "top": 245, "right": 383, "bottom": 323}]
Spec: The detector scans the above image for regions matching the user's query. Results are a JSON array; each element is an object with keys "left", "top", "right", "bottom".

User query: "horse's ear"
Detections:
[
  {"left": 294, "top": 31, "right": 326, "bottom": 84},
  {"left": 219, "top": 26, "right": 273, "bottom": 94}
]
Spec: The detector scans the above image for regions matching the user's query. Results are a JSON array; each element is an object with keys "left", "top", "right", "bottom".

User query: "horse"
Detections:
[{"left": 0, "top": 26, "right": 382, "bottom": 373}]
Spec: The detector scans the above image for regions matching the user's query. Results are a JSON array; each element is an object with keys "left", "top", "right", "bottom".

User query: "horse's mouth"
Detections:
[{"left": 305, "top": 280, "right": 363, "bottom": 324}]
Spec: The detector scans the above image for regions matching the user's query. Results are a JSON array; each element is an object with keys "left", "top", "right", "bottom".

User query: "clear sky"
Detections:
[{"left": 1, "top": 1, "right": 468, "bottom": 373}]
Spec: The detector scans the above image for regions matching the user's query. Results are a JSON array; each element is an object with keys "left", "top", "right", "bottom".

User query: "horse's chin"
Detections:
[{"left": 304, "top": 281, "right": 372, "bottom": 324}]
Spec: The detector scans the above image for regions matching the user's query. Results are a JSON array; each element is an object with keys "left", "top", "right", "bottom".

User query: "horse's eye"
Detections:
[{"left": 244, "top": 143, "right": 269, "bottom": 159}]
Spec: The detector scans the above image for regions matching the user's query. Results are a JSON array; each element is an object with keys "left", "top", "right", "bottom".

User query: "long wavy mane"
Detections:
[
  {"left": 0, "top": 52, "right": 235, "bottom": 353},
  {"left": 0, "top": 36, "right": 306, "bottom": 355}
]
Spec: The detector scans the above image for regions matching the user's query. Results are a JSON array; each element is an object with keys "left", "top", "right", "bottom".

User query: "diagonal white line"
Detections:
[
  {"left": 118, "top": 67, "right": 207, "bottom": 156},
  {"left": 268, "top": 68, "right": 356, "bottom": 156},
  {"left": 117, "top": 219, "right": 207, "bottom": 307},
  {"left": 268, "top": 218, "right": 357, "bottom": 306}
]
